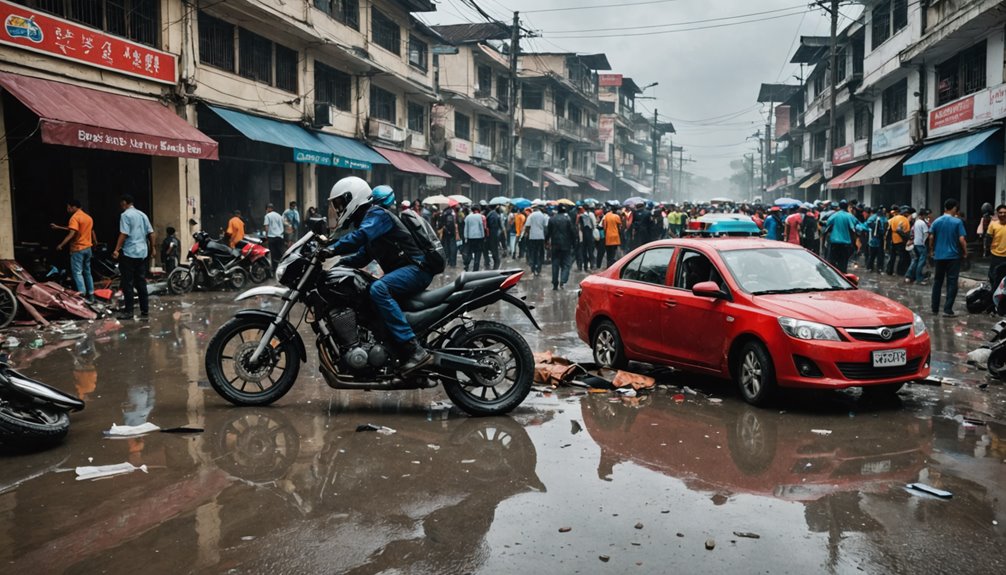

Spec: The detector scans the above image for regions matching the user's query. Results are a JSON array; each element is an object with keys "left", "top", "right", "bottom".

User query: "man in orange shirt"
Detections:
[
  {"left": 513, "top": 208, "right": 526, "bottom": 258},
  {"left": 51, "top": 198, "right": 96, "bottom": 301},
  {"left": 885, "top": 205, "right": 910, "bottom": 276},
  {"left": 602, "top": 205, "right": 623, "bottom": 268},
  {"left": 225, "top": 209, "right": 245, "bottom": 248}
]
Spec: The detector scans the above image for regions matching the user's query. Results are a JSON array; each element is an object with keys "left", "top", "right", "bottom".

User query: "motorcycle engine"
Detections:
[{"left": 327, "top": 308, "right": 392, "bottom": 373}]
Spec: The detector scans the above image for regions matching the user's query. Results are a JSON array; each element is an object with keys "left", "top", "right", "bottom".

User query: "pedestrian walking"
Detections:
[
  {"left": 160, "top": 226, "right": 181, "bottom": 274},
  {"left": 929, "top": 199, "right": 967, "bottom": 316},
  {"left": 111, "top": 194, "right": 153, "bottom": 321},
  {"left": 985, "top": 204, "right": 1006, "bottom": 288},
  {"left": 885, "top": 206, "right": 911, "bottom": 275},
  {"left": 486, "top": 204, "right": 504, "bottom": 270},
  {"left": 823, "top": 200, "right": 857, "bottom": 273},
  {"left": 864, "top": 207, "right": 887, "bottom": 272},
  {"left": 282, "top": 201, "right": 301, "bottom": 245},
  {"left": 513, "top": 207, "right": 526, "bottom": 258},
  {"left": 463, "top": 205, "right": 486, "bottom": 272},
  {"left": 601, "top": 206, "right": 622, "bottom": 268},
  {"left": 546, "top": 205, "right": 575, "bottom": 290},
  {"left": 263, "top": 203, "right": 285, "bottom": 271},
  {"left": 784, "top": 206, "right": 804, "bottom": 245},
  {"left": 225, "top": 209, "right": 245, "bottom": 248},
  {"left": 905, "top": 209, "right": 931, "bottom": 284},
  {"left": 440, "top": 207, "right": 459, "bottom": 268},
  {"left": 51, "top": 198, "right": 97, "bottom": 302},
  {"left": 524, "top": 205, "right": 548, "bottom": 276}
]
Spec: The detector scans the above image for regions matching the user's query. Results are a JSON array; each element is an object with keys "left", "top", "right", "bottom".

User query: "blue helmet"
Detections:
[{"left": 371, "top": 185, "right": 395, "bottom": 208}]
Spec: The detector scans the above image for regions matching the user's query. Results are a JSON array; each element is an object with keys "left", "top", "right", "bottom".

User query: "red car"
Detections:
[{"left": 575, "top": 238, "right": 931, "bottom": 405}]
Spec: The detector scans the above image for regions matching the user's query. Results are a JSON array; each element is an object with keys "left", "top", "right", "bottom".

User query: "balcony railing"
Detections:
[{"left": 556, "top": 117, "right": 599, "bottom": 142}]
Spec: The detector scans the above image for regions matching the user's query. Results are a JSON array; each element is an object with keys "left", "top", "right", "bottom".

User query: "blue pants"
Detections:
[
  {"left": 369, "top": 264, "right": 433, "bottom": 343},
  {"left": 70, "top": 248, "right": 94, "bottom": 296},
  {"left": 905, "top": 245, "right": 927, "bottom": 282},
  {"left": 931, "top": 259, "right": 961, "bottom": 314}
]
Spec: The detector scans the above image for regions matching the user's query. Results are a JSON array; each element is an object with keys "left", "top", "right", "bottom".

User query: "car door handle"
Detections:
[
  {"left": 614, "top": 289, "right": 625, "bottom": 298},
  {"left": 664, "top": 299, "right": 677, "bottom": 308}
]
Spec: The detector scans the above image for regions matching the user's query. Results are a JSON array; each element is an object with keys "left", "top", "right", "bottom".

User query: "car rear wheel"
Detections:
[
  {"left": 592, "top": 320, "right": 627, "bottom": 370},
  {"left": 735, "top": 341, "right": 776, "bottom": 406}
]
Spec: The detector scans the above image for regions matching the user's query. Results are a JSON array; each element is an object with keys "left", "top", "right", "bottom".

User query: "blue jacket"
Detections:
[{"left": 330, "top": 206, "right": 421, "bottom": 271}]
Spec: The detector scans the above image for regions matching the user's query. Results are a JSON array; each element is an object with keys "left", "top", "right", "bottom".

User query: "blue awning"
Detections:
[
  {"left": 903, "top": 128, "right": 1003, "bottom": 176},
  {"left": 208, "top": 106, "right": 333, "bottom": 165},
  {"left": 312, "top": 131, "right": 387, "bottom": 170}
]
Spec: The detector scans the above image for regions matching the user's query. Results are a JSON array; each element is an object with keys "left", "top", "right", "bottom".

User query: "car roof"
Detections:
[{"left": 646, "top": 238, "right": 806, "bottom": 252}]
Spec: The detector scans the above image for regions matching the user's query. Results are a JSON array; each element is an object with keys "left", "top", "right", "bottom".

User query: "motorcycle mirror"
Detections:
[{"left": 307, "top": 216, "right": 328, "bottom": 236}]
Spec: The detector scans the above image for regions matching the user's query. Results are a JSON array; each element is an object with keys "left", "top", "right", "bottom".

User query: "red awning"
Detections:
[
  {"left": 450, "top": 161, "right": 501, "bottom": 186},
  {"left": 0, "top": 72, "right": 217, "bottom": 159},
  {"left": 375, "top": 147, "right": 451, "bottom": 178},
  {"left": 571, "top": 175, "right": 610, "bottom": 192},
  {"left": 826, "top": 165, "right": 865, "bottom": 190}
]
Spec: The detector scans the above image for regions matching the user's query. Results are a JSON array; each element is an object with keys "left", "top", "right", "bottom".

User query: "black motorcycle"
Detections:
[
  {"left": 0, "top": 362, "right": 84, "bottom": 448},
  {"left": 204, "top": 231, "right": 538, "bottom": 416},
  {"left": 167, "top": 231, "right": 251, "bottom": 294}
]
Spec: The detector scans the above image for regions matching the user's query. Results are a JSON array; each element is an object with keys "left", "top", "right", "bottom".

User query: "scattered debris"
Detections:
[
  {"left": 611, "top": 370, "right": 656, "bottom": 391},
  {"left": 906, "top": 483, "right": 953, "bottom": 499},
  {"left": 708, "top": 398, "right": 723, "bottom": 404},
  {"left": 683, "top": 386, "right": 699, "bottom": 395},
  {"left": 598, "top": 555, "right": 610, "bottom": 562},
  {"left": 558, "top": 527, "right": 571, "bottom": 533},
  {"left": 573, "top": 375, "right": 613, "bottom": 389},
  {"left": 705, "top": 538, "right": 716, "bottom": 550},
  {"left": 461, "top": 459, "right": 476, "bottom": 464},
  {"left": 615, "top": 387, "right": 637, "bottom": 398},
  {"left": 104, "top": 422, "right": 160, "bottom": 437},
  {"left": 634, "top": 522, "right": 644, "bottom": 530},
  {"left": 355, "top": 423, "right": 396, "bottom": 435},
  {"left": 810, "top": 429, "right": 832, "bottom": 436},
  {"left": 570, "top": 420, "right": 583, "bottom": 434},
  {"left": 159, "top": 427, "right": 204, "bottom": 434},
  {"left": 75, "top": 462, "right": 148, "bottom": 481},
  {"left": 533, "top": 351, "right": 586, "bottom": 387},
  {"left": 3, "top": 336, "right": 19, "bottom": 348},
  {"left": 672, "top": 394, "right": 685, "bottom": 404},
  {"left": 733, "top": 531, "right": 761, "bottom": 539},
  {"left": 967, "top": 347, "right": 992, "bottom": 367},
  {"left": 676, "top": 532, "right": 684, "bottom": 537}
]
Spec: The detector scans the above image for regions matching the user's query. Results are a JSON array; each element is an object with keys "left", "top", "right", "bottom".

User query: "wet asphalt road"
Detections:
[{"left": 1, "top": 257, "right": 1004, "bottom": 574}]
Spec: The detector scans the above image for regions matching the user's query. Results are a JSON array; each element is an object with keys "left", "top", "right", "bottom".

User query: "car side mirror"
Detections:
[
  {"left": 844, "top": 273, "right": 860, "bottom": 287},
  {"left": 692, "top": 281, "right": 728, "bottom": 300}
]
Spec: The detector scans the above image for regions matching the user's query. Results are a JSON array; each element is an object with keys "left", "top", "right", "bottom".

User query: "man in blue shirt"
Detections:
[
  {"left": 863, "top": 206, "right": 888, "bottom": 272},
  {"left": 824, "top": 200, "right": 858, "bottom": 273},
  {"left": 112, "top": 194, "right": 154, "bottom": 321},
  {"left": 764, "top": 207, "right": 782, "bottom": 240},
  {"left": 929, "top": 198, "right": 968, "bottom": 316}
]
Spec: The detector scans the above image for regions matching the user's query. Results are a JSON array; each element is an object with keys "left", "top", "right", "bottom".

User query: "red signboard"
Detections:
[
  {"left": 832, "top": 143, "right": 854, "bottom": 165},
  {"left": 929, "top": 95, "right": 975, "bottom": 131},
  {"left": 598, "top": 74, "right": 623, "bottom": 87},
  {"left": 0, "top": 0, "right": 176, "bottom": 84},
  {"left": 43, "top": 122, "right": 217, "bottom": 159},
  {"left": 775, "top": 105, "right": 791, "bottom": 138}
]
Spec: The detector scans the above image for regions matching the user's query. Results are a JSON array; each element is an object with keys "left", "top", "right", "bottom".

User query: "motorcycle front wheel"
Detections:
[
  {"left": 442, "top": 321, "right": 534, "bottom": 416},
  {"left": 205, "top": 316, "right": 301, "bottom": 406},
  {"left": 249, "top": 260, "right": 272, "bottom": 284},
  {"left": 167, "top": 267, "right": 195, "bottom": 295},
  {"left": 0, "top": 402, "right": 70, "bottom": 448},
  {"left": 228, "top": 268, "right": 249, "bottom": 291}
]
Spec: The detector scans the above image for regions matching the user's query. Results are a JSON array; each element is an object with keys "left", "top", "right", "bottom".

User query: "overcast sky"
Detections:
[{"left": 422, "top": 0, "right": 863, "bottom": 180}]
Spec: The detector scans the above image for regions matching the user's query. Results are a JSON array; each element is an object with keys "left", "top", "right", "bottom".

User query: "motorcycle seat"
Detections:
[{"left": 399, "top": 270, "right": 516, "bottom": 312}]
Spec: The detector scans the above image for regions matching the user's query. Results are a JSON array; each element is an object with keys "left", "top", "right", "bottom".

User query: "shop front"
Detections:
[
  {"left": 571, "top": 175, "right": 610, "bottom": 202},
  {"left": 372, "top": 147, "right": 450, "bottom": 205},
  {"left": 445, "top": 160, "right": 500, "bottom": 205},
  {"left": 313, "top": 132, "right": 388, "bottom": 211},
  {"left": 830, "top": 154, "right": 910, "bottom": 209},
  {"left": 542, "top": 170, "right": 579, "bottom": 200},
  {"left": 0, "top": 72, "right": 217, "bottom": 263}
]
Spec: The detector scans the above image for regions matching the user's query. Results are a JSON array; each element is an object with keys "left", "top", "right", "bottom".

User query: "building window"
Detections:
[
  {"left": 408, "top": 35, "right": 428, "bottom": 71},
  {"left": 812, "top": 130, "right": 827, "bottom": 159},
  {"left": 198, "top": 12, "right": 235, "bottom": 72},
  {"left": 16, "top": 0, "right": 159, "bottom": 46},
  {"left": 477, "top": 116, "right": 494, "bottom": 147},
  {"left": 476, "top": 66, "right": 492, "bottom": 97},
  {"left": 881, "top": 78, "right": 908, "bottom": 127},
  {"left": 522, "top": 86, "right": 544, "bottom": 110},
  {"left": 313, "top": 0, "right": 359, "bottom": 30},
  {"left": 275, "top": 45, "right": 298, "bottom": 92},
  {"left": 370, "top": 85, "right": 396, "bottom": 123},
  {"left": 371, "top": 8, "right": 400, "bottom": 55},
  {"left": 812, "top": 72, "right": 825, "bottom": 100},
  {"left": 496, "top": 75, "right": 509, "bottom": 109},
  {"left": 407, "top": 102, "right": 426, "bottom": 133},
  {"left": 836, "top": 47, "right": 847, "bottom": 84},
  {"left": 316, "top": 62, "right": 352, "bottom": 111},
  {"left": 871, "top": 0, "right": 908, "bottom": 50},
  {"left": 854, "top": 106, "right": 870, "bottom": 141},
  {"left": 834, "top": 115, "right": 846, "bottom": 148},
  {"left": 454, "top": 112, "right": 471, "bottom": 141},
  {"left": 936, "top": 41, "right": 987, "bottom": 106},
  {"left": 239, "top": 29, "right": 273, "bottom": 85}
]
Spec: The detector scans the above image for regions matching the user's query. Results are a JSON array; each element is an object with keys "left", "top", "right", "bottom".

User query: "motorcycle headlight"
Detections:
[
  {"left": 913, "top": 313, "right": 926, "bottom": 337},
  {"left": 778, "top": 317, "right": 841, "bottom": 341},
  {"left": 275, "top": 258, "right": 292, "bottom": 283}
]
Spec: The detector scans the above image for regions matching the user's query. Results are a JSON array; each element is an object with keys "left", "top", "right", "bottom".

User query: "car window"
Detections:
[
  {"left": 621, "top": 248, "right": 675, "bottom": 285},
  {"left": 719, "top": 248, "right": 853, "bottom": 294},
  {"left": 673, "top": 250, "right": 725, "bottom": 291}
]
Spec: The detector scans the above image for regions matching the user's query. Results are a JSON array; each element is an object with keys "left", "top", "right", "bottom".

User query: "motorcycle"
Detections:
[
  {"left": 237, "top": 235, "right": 274, "bottom": 284},
  {"left": 0, "top": 362, "right": 84, "bottom": 448},
  {"left": 167, "top": 231, "right": 261, "bottom": 294},
  {"left": 204, "top": 231, "right": 539, "bottom": 416}
]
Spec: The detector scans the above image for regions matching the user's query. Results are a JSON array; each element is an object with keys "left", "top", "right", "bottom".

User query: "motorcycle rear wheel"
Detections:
[
  {"left": 167, "top": 267, "right": 195, "bottom": 295},
  {"left": 442, "top": 321, "right": 534, "bottom": 416},
  {"left": 249, "top": 260, "right": 272, "bottom": 284},
  {"left": 228, "top": 268, "right": 249, "bottom": 290},
  {"left": 0, "top": 402, "right": 70, "bottom": 448},
  {"left": 205, "top": 316, "right": 301, "bottom": 406},
  {"left": 0, "top": 284, "right": 17, "bottom": 329}
]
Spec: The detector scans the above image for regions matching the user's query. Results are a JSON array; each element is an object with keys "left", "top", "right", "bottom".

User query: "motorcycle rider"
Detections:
[{"left": 325, "top": 178, "right": 434, "bottom": 373}]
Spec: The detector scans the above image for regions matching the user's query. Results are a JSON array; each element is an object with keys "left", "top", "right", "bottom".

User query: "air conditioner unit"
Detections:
[
  {"left": 312, "top": 103, "right": 332, "bottom": 127},
  {"left": 367, "top": 118, "right": 406, "bottom": 143},
  {"left": 405, "top": 132, "right": 426, "bottom": 150}
]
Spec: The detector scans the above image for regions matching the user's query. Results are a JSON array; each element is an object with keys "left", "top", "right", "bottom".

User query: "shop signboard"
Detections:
[
  {"left": 293, "top": 149, "right": 333, "bottom": 166},
  {"left": 0, "top": 0, "right": 177, "bottom": 84},
  {"left": 872, "top": 118, "right": 912, "bottom": 156},
  {"left": 43, "top": 123, "right": 216, "bottom": 159},
  {"left": 472, "top": 143, "right": 492, "bottom": 160},
  {"left": 832, "top": 144, "right": 854, "bottom": 165},
  {"left": 929, "top": 81, "right": 1006, "bottom": 138},
  {"left": 333, "top": 156, "right": 371, "bottom": 170},
  {"left": 451, "top": 138, "right": 471, "bottom": 160},
  {"left": 853, "top": 139, "right": 869, "bottom": 159},
  {"left": 775, "top": 105, "right": 791, "bottom": 139},
  {"left": 598, "top": 74, "right": 622, "bottom": 87},
  {"left": 426, "top": 176, "right": 447, "bottom": 189}
]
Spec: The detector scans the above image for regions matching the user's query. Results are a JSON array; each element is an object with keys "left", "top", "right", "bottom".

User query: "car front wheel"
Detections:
[
  {"left": 735, "top": 340, "right": 776, "bottom": 406},
  {"left": 592, "top": 320, "right": 627, "bottom": 370}
]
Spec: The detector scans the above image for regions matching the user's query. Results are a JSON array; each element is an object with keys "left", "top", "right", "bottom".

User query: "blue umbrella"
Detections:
[
  {"left": 513, "top": 199, "right": 532, "bottom": 210},
  {"left": 774, "top": 197, "right": 801, "bottom": 207},
  {"left": 623, "top": 197, "right": 645, "bottom": 207}
]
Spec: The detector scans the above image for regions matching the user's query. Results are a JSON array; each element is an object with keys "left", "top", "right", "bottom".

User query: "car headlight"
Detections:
[
  {"left": 778, "top": 317, "right": 841, "bottom": 341},
  {"left": 913, "top": 313, "right": 926, "bottom": 337}
]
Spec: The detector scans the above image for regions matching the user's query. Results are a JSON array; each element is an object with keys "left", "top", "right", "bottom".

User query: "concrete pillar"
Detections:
[
  {"left": 0, "top": 102, "right": 13, "bottom": 259},
  {"left": 863, "top": 184, "right": 874, "bottom": 206},
  {"left": 911, "top": 175, "right": 927, "bottom": 209},
  {"left": 284, "top": 162, "right": 297, "bottom": 208},
  {"left": 303, "top": 163, "right": 319, "bottom": 208}
]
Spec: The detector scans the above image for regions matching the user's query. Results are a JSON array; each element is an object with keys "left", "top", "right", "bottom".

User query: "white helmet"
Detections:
[{"left": 329, "top": 176, "right": 372, "bottom": 230}]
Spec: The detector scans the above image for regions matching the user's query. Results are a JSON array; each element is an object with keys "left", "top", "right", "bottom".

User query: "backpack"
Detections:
[
  {"left": 800, "top": 214, "right": 817, "bottom": 240},
  {"left": 393, "top": 208, "right": 446, "bottom": 274}
]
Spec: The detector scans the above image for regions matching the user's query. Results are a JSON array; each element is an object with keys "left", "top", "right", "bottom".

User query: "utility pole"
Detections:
[
  {"left": 651, "top": 108, "right": 659, "bottom": 192},
  {"left": 757, "top": 130, "right": 765, "bottom": 195},
  {"left": 765, "top": 100, "right": 774, "bottom": 191},
  {"left": 823, "top": 0, "right": 839, "bottom": 198},
  {"left": 507, "top": 11, "right": 520, "bottom": 197},
  {"left": 677, "top": 147, "right": 685, "bottom": 201}
]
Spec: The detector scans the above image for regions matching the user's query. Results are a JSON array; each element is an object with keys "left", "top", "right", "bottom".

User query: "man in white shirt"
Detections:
[
  {"left": 523, "top": 205, "right": 549, "bottom": 277},
  {"left": 263, "top": 203, "right": 285, "bottom": 271}
]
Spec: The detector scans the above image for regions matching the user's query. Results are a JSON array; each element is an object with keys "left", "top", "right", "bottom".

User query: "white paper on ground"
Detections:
[
  {"left": 75, "top": 462, "right": 149, "bottom": 481},
  {"left": 104, "top": 422, "right": 161, "bottom": 437}
]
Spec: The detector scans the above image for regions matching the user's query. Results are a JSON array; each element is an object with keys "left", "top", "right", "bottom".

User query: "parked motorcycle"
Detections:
[
  {"left": 167, "top": 231, "right": 257, "bottom": 294},
  {"left": 204, "top": 231, "right": 538, "bottom": 416},
  {"left": 0, "top": 362, "right": 84, "bottom": 448},
  {"left": 237, "top": 235, "right": 273, "bottom": 284}
]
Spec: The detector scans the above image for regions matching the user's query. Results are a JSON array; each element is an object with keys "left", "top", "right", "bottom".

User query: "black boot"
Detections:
[{"left": 400, "top": 339, "right": 432, "bottom": 373}]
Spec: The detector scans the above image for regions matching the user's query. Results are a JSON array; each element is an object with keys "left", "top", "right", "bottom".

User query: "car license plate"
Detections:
[{"left": 872, "top": 349, "right": 906, "bottom": 367}]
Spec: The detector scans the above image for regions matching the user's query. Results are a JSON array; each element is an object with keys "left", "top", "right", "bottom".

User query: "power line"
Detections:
[
  {"left": 541, "top": 5, "right": 808, "bottom": 34},
  {"left": 547, "top": 9, "right": 810, "bottom": 39},
  {"left": 525, "top": 0, "right": 684, "bottom": 14}
]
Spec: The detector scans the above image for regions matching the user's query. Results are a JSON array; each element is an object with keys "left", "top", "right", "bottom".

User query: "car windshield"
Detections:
[{"left": 719, "top": 248, "right": 854, "bottom": 295}]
